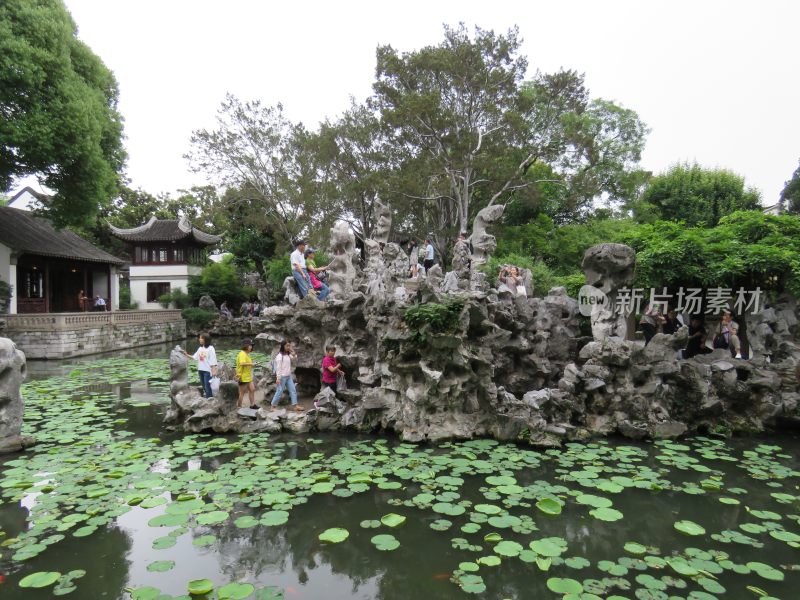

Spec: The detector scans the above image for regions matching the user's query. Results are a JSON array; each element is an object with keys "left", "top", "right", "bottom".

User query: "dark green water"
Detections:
[{"left": 0, "top": 341, "right": 798, "bottom": 600}]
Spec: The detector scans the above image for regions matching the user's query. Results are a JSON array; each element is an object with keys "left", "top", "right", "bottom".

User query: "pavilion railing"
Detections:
[{"left": 4, "top": 310, "right": 183, "bottom": 332}]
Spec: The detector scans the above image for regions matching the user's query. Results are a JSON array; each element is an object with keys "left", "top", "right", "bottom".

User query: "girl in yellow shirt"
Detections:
[{"left": 235, "top": 338, "right": 256, "bottom": 409}]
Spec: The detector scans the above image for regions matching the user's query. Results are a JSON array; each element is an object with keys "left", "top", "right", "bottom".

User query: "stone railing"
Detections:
[{"left": 4, "top": 310, "right": 183, "bottom": 332}]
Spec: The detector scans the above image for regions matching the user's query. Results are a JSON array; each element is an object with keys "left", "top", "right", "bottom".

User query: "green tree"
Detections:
[
  {"left": 227, "top": 227, "right": 277, "bottom": 277},
  {"left": 374, "top": 26, "right": 649, "bottom": 241},
  {"left": 621, "top": 211, "right": 800, "bottom": 295},
  {"left": 631, "top": 163, "right": 761, "bottom": 227},
  {"left": 0, "top": 0, "right": 126, "bottom": 227},
  {"left": 186, "top": 95, "right": 319, "bottom": 245},
  {"left": 780, "top": 160, "right": 800, "bottom": 215},
  {"left": 187, "top": 256, "right": 247, "bottom": 305},
  {"left": 313, "top": 100, "right": 395, "bottom": 244}
]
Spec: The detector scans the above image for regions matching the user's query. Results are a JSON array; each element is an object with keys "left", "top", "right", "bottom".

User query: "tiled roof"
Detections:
[
  {"left": 0, "top": 207, "right": 124, "bottom": 264},
  {"left": 109, "top": 215, "right": 221, "bottom": 245}
]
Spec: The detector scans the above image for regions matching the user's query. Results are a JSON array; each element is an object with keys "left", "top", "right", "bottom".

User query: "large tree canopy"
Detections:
[
  {"left": 0, "top": 0, "right": 126, "bottom": 227},
  {"left": 185, "top": 95, "right": 320, "bottom": 245},
  {"left": 374, "top": 24, "right": 648, "bottom": 239},
  {"left": 631, "top": 163, "right": 761, "bottom": 227}
]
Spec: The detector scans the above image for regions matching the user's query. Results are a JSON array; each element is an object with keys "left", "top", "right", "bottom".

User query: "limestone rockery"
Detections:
[{"left": 165, "top": 239, "right": 800, "bottom": 445}]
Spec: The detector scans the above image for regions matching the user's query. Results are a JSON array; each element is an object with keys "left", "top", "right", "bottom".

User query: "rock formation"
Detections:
[
  {"left": 328, "top": 221, "right": 357, "bottom": 298},
  {"left": 373, "top": 199, "right": 391, "bottom": 244},
  {"left": 172, "top": 227, "right": 799, "bottom": 445},
  {"left": 0, "top": 337, "right": 30, "bottom": 453},
  {"left": 469, "top": 204, "right": 505, "bottom": 264},
  {"left": 169, "top": 346, "right": 189, "bottom": 398},
  {"left": 581, "top": 243, "right": 637, "bottom": 340},
  {"left": 198, "top": 295, "right": 217, "bottom": 311}
]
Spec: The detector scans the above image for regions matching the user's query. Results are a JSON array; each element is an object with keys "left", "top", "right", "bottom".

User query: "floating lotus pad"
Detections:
[
  {"left": 380, "top": 513, "right": 406, "bottom": 528},
  {"left": 371, "top": 534, "right": 400, "bottom": 551},
  {"left": 188, "top": 578, "right": 214, "bottom": 595},
  {"left": 18, "top": 571, "right": 61, "bottom": 588},
  {"left": 674, "top": 520, "right": 706, "bottom": 536},
  {"left": 217, "top": 582, "right": 255, "bottom": 599},
  {"left": 319, "top": 528, "right": 349, "bottom": 543}
]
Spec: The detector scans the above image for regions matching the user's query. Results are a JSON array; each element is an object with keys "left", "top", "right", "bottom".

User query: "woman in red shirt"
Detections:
[{"left": 321, "top": 345, "right": 345, "bottom": 393}]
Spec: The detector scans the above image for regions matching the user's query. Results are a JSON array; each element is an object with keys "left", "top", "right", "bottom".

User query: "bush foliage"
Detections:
[
  {"left": 404, "top": 299, "right": 465, "bottom": 344},
  {"left": 181, "top": 308, "right": 218, "bottom": 329}
]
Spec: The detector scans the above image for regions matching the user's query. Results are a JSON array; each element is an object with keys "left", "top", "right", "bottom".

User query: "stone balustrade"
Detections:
[
  {"left": 4, "top": 310, "right": 186, "bottom": 359},
  {"left": 4, "top": 310, "right": 182, "bottom": 332}
]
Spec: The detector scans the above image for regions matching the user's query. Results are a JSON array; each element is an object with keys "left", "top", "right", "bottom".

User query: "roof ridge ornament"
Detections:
[{"left": 177, "top": 214, "right": 192, "bottom": 233}]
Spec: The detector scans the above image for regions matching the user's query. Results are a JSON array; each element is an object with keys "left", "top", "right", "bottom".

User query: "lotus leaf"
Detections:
[{"left": 319, "top": 527, "right": 349, "bottom": 543}]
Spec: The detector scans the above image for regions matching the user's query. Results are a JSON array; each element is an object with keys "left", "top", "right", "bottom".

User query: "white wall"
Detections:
[
  {"left": 129, "top": 265, "right": 200, "bottom": 310},
  {"left": 0, "top": 242, "right": 15, "bottom": 314},
  {"left": 92, "top": 270, "right": 108, "bottom": 304},
  {"left": 7, "top": 190, "right": 41, "bottom": 212},
  {"left": 110, "top": 267, "right": 119, "bottom": 311}
]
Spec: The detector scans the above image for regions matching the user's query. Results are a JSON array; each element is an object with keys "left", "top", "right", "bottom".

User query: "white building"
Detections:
[
  {"left": 6, "top": 186, "right": 48, "bottom": 212},
  {"left": 109, "top": 215, "right": 221, "bottom": 309},
  {"left": 0, "top": 206, "right": 123, "bottom": 314}
]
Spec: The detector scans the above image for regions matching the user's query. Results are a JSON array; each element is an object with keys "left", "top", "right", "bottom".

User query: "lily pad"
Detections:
[
  {"left": 188, "top": 579, "right": 215, "bottom": 595},
  {"left": 380, "top": 513, "right": 406, "bottom": 528},
  {"left": 371, "top": 533, "right": 400, "bottom": 551},
  {"left": 674, "top": 520, "right": 706, "bottom": 536},
  {"left": 218, "top": 582, "right": 256, "bottom": 599},
  {"left": 536, "top": 497, "right": 563, "bottom": 515},
  {"left": 589, "top": 507, "right": 623, "bottom": 522},
  {"left": 146, "top": 560, "right": 176, "bottom": 572},
  {"left": 319, "top": 527, "right": 349, "bottom": 543},
  {"left": 19, "top": 571, "right": 61, "bottom": 588},
  {"left": 546, "top": 577, "right": 583, "bottom": 594}
]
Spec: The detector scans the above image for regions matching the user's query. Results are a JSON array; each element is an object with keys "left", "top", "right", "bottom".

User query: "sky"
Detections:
[{"left": 23, "top": 0, "right": 800, "bottom": 206}]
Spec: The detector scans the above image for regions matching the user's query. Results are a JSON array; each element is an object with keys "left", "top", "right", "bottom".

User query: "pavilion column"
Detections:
[{"left": 44, "top": 261, "right": 50, "bottom": 313}]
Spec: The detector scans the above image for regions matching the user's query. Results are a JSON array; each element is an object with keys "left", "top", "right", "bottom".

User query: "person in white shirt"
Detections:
[
  {"left": 423, "top": 238, "right": 435, "bottom": 271},
  {"left": 290, "top": 239, "right": 313, "bottom": 298},
  {"left": 94, "top": 294, "right": 106, "bottom": 311},
  {"left": 182, "top": 333, "right": 218, "bottom": 398}
]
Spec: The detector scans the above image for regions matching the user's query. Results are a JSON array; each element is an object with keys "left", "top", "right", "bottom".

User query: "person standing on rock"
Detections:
[
  {"left": 236, "top": 338, "right": 257, "bottom": 409},
  {"left": 423, "top": 238, "right": 435, "bottom": 272},
  {"left": 182, "top": 333, "right": 218, "bottom": 398},
  {"left": 321, "top": 345, "right": 345, "bottom": 394},
  {"left": 271, "top": 340, "right": 302, "bottom": 411},
  {"left": 291, "top": 239, "right": 313, "bottom": 299}
]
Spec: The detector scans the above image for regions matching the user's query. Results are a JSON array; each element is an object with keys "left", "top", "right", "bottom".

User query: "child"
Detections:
[
  {"left": 183, "top": 333, "right": 217, "bottom": 398},
  {"left": 321, "top": 345, "right": 345, "bottom": 394},
  {"left": 271, "top": 340, "right": 302, "bottom": 411},
  {"left": 236, "top": 338, "right": 257, "bottom": 409}
]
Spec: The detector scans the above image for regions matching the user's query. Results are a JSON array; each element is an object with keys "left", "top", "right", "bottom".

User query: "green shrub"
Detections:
[
  {"left": 188, "top": 256, "right": 248, "bottom": 305},
  {"left": 404, "top": 299, "right": 465, "bottom": 344},
  {"left": 0, "top": 279, "right": 12, "bottom": 308},
  {"left": 118, "top": 282, "right": 133, "bottom": 310},
  {"left": 479, "top": 254, "right": 584, "bottom": 297},
  {"left": 157, "top": 289, "right": 192, "bottom": 309},
  {"left": 556, "top": 272, "right": 586, "bottom": 298},
  {"left": 181, "top": 308, "right": 218, "bottom": 329},
  {"left": 264, "top": 256, "right": 290, "bottom": 291}
]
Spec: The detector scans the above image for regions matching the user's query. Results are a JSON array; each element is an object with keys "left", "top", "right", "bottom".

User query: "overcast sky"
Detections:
[{"left": 41, "top": 0, "right": 800, "bottom": 206}]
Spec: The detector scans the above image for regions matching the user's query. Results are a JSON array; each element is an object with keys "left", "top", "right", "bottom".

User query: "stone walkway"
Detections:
[{"left": 232, "top": 386, "right": 315, "bottom": 412}]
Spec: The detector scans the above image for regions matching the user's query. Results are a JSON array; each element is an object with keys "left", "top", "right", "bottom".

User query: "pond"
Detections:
[{"left": 1, "top": 341, "right": 798, "bottom": 600}]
